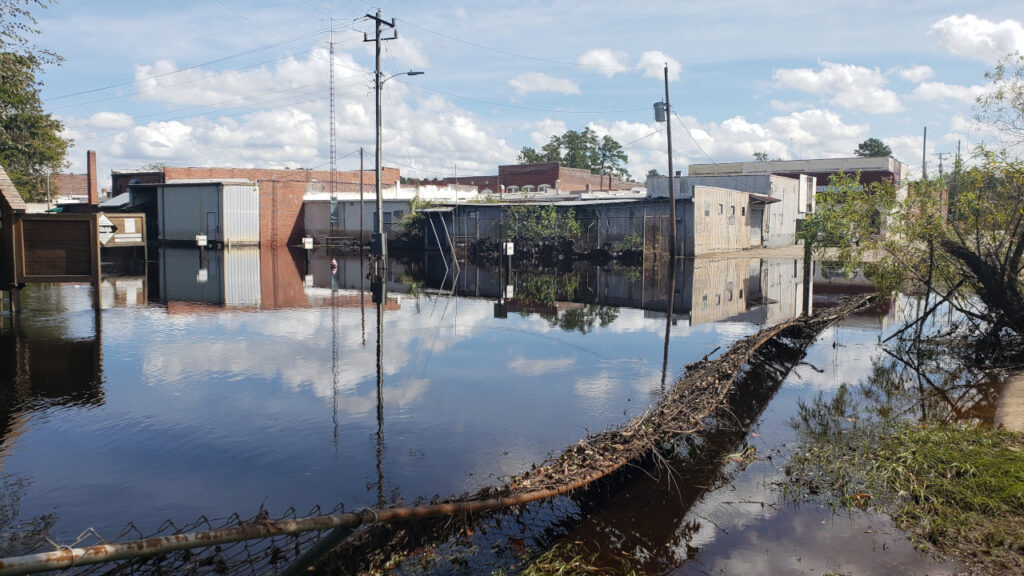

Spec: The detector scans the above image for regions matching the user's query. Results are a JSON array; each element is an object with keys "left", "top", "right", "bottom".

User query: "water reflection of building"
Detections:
[
  {"left": 150, "top": 247, "right": 401, "bottom": 312},
  {"left": 421, "top": 253, "right": 812, "bottom": 326},
  {"left": 0, "top": 289, "right": 104, "bottom": 457}
]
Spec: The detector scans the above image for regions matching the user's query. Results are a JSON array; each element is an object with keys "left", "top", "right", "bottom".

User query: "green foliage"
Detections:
[
  {"left": 753, "top": 151, "right": 770, "bottom": 162},
  {"left": 506, "top": 204, "right": 580, "bottom": 239},
  {"left": 547, "top": 304, "right": 619, "bottom": 334},
  {"left": 514, "top": 272, "right": 580, "bottom": 307},
  {"left": 787, "top": 395, "right": 1024, "bottom": 572},
  {"left": 854, "top": 137, "right": 892, "bottom": 157},
  {"left": 400, "top": 194, "right": 433, "bottom": 239},
  {"left": 799, "top": 171, "right": 895, "bottom": 278},
  {"left": 0, "top": 0, "right": 61, "bottom": 65},
  {"left": 518, "top": 127, "right": 631, "bottom": 180},
  {"left": 645, "top": 168, "right": 663, "bottom": 181},
  {"left": 0, "top": 51, "right": 70, "bottom": 201}
]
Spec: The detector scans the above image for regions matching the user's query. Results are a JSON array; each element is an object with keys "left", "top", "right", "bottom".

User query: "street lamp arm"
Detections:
[{"left": 381, "top": 70, "right": 424, "bottom": 85}]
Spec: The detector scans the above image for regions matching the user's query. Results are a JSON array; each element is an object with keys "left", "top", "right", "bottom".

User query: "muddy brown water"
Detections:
[{"left": 0, "top": 247, "right": 985, "bottom": 574}]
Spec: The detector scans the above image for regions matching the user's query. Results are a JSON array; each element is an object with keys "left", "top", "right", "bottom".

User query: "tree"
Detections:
[
  {"left": 0, "top": 1, "right": 69, "bottom": 201},
  {"left": 518, "top": 127, "right": 631, "bottom": 180},
  {"left": 645, "top": 168, "right": 663, "bottom": 182},
  {"left": 976, "top": 52, "right": 1024, "bottom": 146},
  {"left": 854, "top": 138, "right": 892, "bottom": 157},
  {"left": 0, "top": 52, "right": 70, "bottom": 201},
  {"left": 753, "top": 151, "right": 770, "bottom": 162}
]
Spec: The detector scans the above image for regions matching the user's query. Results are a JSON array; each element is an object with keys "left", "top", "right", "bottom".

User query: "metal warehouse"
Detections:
[{"left": 157, "top": 180, "right": 260, "bottom": 245}]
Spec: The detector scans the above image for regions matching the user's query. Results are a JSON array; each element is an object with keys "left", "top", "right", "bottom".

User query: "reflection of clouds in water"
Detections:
[
  {"left": 507, "top": 356, "right": 576, "bottom": 377},
  {"left": 141, "top": 299, "right": 500, "bottom": 407},
  {"left": 335, "top": 378, "right": 430, "bottom": 417},
  {"left": 574, "top": 373, "right": 618, "bottom": 399},
  {"left": 784, "top": 326, "right": 884, "bottom": 391},
  {"left": 605, "top": 309, "right": 669, "bottom": 334}
]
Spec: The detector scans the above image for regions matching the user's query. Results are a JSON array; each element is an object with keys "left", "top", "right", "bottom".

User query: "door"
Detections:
[{"left": 206, "top": 211, "right": 221, "bottom": 242}]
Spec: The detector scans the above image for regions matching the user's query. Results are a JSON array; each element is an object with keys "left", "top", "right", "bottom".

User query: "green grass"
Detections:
[{"left": 787, "top": 417, "right": 1024, "bottom": 572}]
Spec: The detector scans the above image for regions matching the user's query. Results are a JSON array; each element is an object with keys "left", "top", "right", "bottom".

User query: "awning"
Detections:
[{"left": 747, "top": 193, "right": 781, "bottom": 204}]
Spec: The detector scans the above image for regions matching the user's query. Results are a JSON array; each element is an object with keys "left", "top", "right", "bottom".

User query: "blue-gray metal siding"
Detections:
[{"left": 158, "top": 184, "right": 222, "bottom": 243}]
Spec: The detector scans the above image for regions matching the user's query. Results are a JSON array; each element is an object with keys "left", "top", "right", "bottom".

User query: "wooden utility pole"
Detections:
[
  {"left": 663, "top": 64, "right": 677, "bottom": 259},
  {"left": 360, "top": 147, "right": 365, "bottom": 247},
  {"left": 365, "top": 9, "right": 396, "bottom": 264},
  {"left": 922, "top": 126, "right": 928, "bottom": 182}
]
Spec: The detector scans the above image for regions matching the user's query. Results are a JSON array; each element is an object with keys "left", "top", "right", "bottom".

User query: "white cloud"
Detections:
[
  {"left": 769, "top": 100, "right": 812, "bottom": 113},
  {"left": 637, "top": 51, "right": 681, "bottom": 81},
  {"left": 507, "top": 356, "right": 576, "bottom": 377},
  {"left": 912, "top": 81, "right": 990, "bottom": 103},
  {"left": 526, "top": 118, "right": 567, "bottom": 148},
  {"left": 508, "top": 72, "right": 581, "bottom": 95},
  {"left": 578, "top": 48, "right": 629, "bottom": 78},
  {"left": 930, "top": 14, "right": 1024, "bottom": 63},
  {"left": 384, "top": 37, "right": 430, "bottom": 69},
  {"left": 773, "top": 62, "right": 903, "bottom": 114},
  {"left": 897, "top": 65, "right": 934, "bottom": 83}
]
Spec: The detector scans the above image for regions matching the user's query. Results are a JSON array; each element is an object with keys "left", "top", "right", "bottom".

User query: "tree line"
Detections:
[{"left": 517, "top": 127, "right": 632, "bottom": 182}]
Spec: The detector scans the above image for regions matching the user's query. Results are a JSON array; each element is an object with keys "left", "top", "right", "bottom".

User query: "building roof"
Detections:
[
  {"left": 0, "top": 165, "right": 27, "bottom": 213},
  {"left": 689, "top": 156, "right": 904, "bottom": 177}
]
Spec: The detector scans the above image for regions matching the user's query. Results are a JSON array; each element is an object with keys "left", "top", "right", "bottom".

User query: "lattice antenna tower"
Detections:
[{"left": 329, "top": 19, "right": 337, "bottom": 201}]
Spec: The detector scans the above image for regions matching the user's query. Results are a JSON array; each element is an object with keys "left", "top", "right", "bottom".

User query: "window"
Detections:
[
  {"left": 701, "top": 294, "right": 708, "bottom": 309},
  {"left": 538, "top": 184, "right": 550, "bottom": 192},
  {"left": 704, "top": 201, "right": 710, "bottom": 217},
  {"left": 507, "top": 186, "right": 519, "bottom": 193},
  {"left": 715, "top": 294, "right": 721, "bottom": 306},
  {"left": 730, "top": 205, "right": 736, "bottom": 216},
  {"left": 522, "top": 185, "right": 535, "bottom": 193},
  {"left": 718, "top": 204, "right": 723, "bottom": 215},
  {"left": 392, "top": 210, "right": 404, "bottom": 221},
  {"left": 741, "top": 206, "right": 746, "bottom": 216}
]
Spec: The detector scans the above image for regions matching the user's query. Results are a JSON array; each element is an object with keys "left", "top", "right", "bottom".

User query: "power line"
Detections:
[
  {"left": 672, "top": 111, "right": 755, "bottom": 193},
  {"left": 408, "top": 82, "right": 648, "bottom": 115},
  {"left": 48, "top": 28, "right": 333, "bottom": 101}
]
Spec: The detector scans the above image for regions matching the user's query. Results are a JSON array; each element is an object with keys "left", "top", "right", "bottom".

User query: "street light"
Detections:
[{"left": 372, "top": 70, "right": 424, "bottom": 263}]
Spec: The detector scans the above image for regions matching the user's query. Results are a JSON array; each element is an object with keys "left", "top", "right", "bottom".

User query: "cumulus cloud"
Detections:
[
  {"left": 525, "top": 118, "right": 567, "bottom": 148},
  {"left": 930, "top": 14, "right": 1024, "bottom": 63},
  {"left": 508, "top": 72, "right": 581, "bottom": 95},
  {"left": 769, "top": 100, "right": 812, "bottom": 113},
  {"left": 592, "top": 108, "right": 869, "bottom": 179},
  {"left": 773, "top": 62, "right": 903, "bottom": 114},
  {"left": 912, "top": 81, "right": 990, "bottom": 103},
  {"left": 578, "top": 48, "right": 629, "bottom": 77},
  {"left": 637, "top": 51, "right": 680, "bottom": 81},
  {"left": 897, "top": 65, "right": 934, "bottom": 83}
]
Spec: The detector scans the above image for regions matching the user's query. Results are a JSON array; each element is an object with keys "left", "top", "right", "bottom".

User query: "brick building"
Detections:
[
  {"left": 423, "top": 163, "right": 636, "bottom": 194},
  {"left": 116, "top": 166, "right": 400, "bottom": 247}
]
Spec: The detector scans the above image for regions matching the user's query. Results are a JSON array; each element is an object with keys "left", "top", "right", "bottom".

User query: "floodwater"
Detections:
[{"left": 0, "top": 246, "right": 984, "bottom": 574}]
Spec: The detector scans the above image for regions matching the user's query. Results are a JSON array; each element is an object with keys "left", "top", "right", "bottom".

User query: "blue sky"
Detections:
[{"left": 31, "top": 1, "right": 1024, "bottom": 187}]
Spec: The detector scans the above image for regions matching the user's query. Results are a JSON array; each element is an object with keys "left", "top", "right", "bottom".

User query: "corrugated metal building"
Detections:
[{"left": 157, "top": 180, "right": 260, "bottom": 245}]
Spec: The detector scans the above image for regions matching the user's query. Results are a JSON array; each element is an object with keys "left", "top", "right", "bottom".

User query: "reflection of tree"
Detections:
[
  {"left": 0, "top": 475, "right": 55, "bottom": 557},
  {"left": 545, "top": 305, "right": 620, "bottom": 335},
  {"left": 514, "top": 272, "right": 581, "bottom": 307}
]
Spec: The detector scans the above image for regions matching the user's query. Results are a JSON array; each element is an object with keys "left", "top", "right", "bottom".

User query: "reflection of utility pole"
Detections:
[
  {"left": 661, "top": 257, "right": 678, "bottom": 391},
  {"left": 375, "top": 289, "right": 386, "bottom": 508}
]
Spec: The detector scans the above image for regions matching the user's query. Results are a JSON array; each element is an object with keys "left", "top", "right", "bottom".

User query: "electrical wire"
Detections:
[{"left": 672, "top": 111, "right": 757, "bottom": 193}]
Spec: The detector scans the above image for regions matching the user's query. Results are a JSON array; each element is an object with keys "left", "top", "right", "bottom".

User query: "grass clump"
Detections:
[
  {"left": 498, "top": 542, "right": 644, "bottom": 576},
  {"left": 786, "top": 387, "right": 1024, "bottom": 573}
]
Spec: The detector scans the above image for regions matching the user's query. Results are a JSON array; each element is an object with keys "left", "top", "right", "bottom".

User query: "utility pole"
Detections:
[
  {"left": 933, "top": 152, "right": 950, "bottom": 179},
  {"left": 921, "top": 126, "right": 928, "bottom": 182},
  {"left": 359, "top": 147, "right": 365, "bottom": 247},
  {"left": 655, "top": 63, "right": 677, "bottom": 259},
  {"left": 365, "top": 9, "right": 396, "bottom": 267}
]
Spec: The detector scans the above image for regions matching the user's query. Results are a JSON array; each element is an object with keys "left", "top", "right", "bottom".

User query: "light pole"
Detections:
[{"left": 372, "top": 70, "right": 424, "bottom": 263}]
